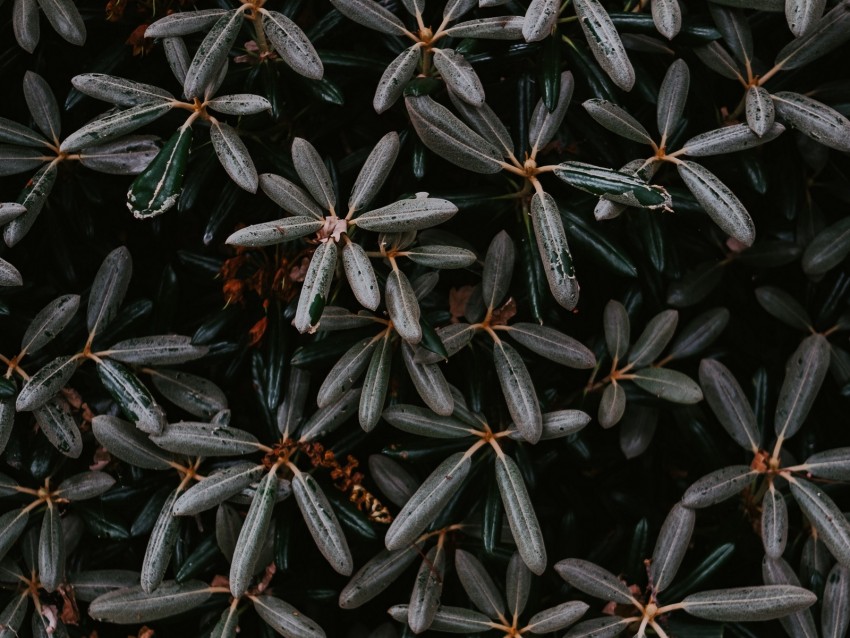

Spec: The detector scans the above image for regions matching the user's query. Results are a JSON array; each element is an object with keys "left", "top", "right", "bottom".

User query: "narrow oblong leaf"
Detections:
[
  {"left": 328, "top": 0, "right": 409, "bottom": 35},
  {"left": 694, "top": 41, "right": 743, "bottom": 80},
  {"left": 354, "top": 197, "right": 458, "bottom": 232},
  {"left": 349, "top": 131, "right": 400, "bottom": 212},
  {"left": 401, "top": 342, "right": 454, "bottom": 416},
  {"left": 404, "top": 245, "right": 476, "bottom": 269},
  {"left": 657, "top": 59, "right": 690, "bottom": 139},
  {"left": 554, "top": 559, "right": 636, "bottom": 605},
  {"left": 666, "top": 307, "right": 729, "bottom": 361},
  {"left": 529, "top": 71, "right": 575, "bottom": 152},
  {"left": 230, "top": 471, "right": 279, "bottom": 598},
  {"left": 682, "top": 122, "right": 784, "bottom": 156},
  {"left": 598, "top": 382, "right": 626, "bottom": 429},
  {"left": 105, "top": 335, "right": 207, "bottom": 365},
  {"left": 16, "top": 355, "right": 80, "bottom": 411},
  {"left": 775, "top": 334, "right": 830, "bottom": 441},
  {"left": 39, "top": 504, "right": 64, "bottom": 592},
  {"left": 603, "top": 300, "right": 630, "bottom": 360},
  {"left": 226, "top": 217, "right": 324, "bottom": 247},
  {"left": 127, "top": 126, "right": 193, "bottom": 218},
  {"left": 210, "top": 120, "right": 258, "bottom": 193},
  {"left": 454, "top": 549, "right": 505, "bottom": 619},
  {"left": 383, "top": 404, "right": 474, "bottom": 438},
  {"left": 292, "top": 470, "right": 353, "bottom": 575},
  {"left": 207, "top": 94, "right": 271, "bottom": 116},
  {"left": 583, "top": 99, "right": 653, "bottom": 144},
  {"left": 182, "top": 9, "right": 244, "bottom": 98},
  {"left": 494, "top": 340, "right": 542, "bottom": 444},
  {"left": 507, "top": 551, "right": 532, "bottom": 617},
  {"left": 746, "top": 86, "right": 775, "bottom": 137},
  {"left": 33, "top": 397, "right": 82, "bottom": 458},
  {"left": 632, "top": 368, "right": 703, "bottom": 404},
  {"left": 573, "top": 0, "right": 635, "bottom": 91},
  {"left": 755, "top": 286, "right": 812, "bottom": 330},
  {"left": 251, "top": 595, "right": 326, "bottom": 638},
  {"left": 432, "top": 48, "right": 484, "bottom": 106},
  {"left": 338, "top": 546, "right": 419, "bottom": 608},
  {"left": 652, "top": 0, "right": 682, "bottom": 39},
  {"left": 699, "top": 359, "right": 759, "bottom": 452},
  {"left": 681, "top": 585, "right": 817, "bottom": 621},
  {"left": 802, "top": 216, "right": 850, "bottom": 276},
  {"left": 145, "top": 9, "right": 229, "bottom": 37},
  {"left": 389, "top": 605, "right": 494, "bottom": 632},
  {"left": 97, "top": 358, "right": 166, "bottom": 434},
  {"left": 87, "top": 246, "right": 132, "bottom": 334},
  {"left": 261, "top": 10, "right": 324, "bottom": 80},
  {"left": 386, "top": 270, "right": 422, "bottom": 344},
  {"left": 92, "top": 415, "right": 174, "bottom": 469},
  {"left": 555, "top": 161, "right": 670, "bottom": 209},
  {"left": 526, "top": 601, "right": 589, "bottom": 634},
  {"left": 71, "top": 74, "right": 174, "bottom": 107},
  {"left": 508, "top": 323, "right": 595, "bottom": 368},
  {"left": 88, "top": 580, "right": 211, "bottom": 623},
  {"left": 762, "top": 485, "right": 788, "bottom": 559},
  {"left": 408, "top": 544, "right": 445, "bottom": 632},
  {"left": 341, "top": 242, "right": 380, "bottom": 311},
  {"left": 151, "top": 422, "right": 260, "bottom": 456},
  {"left": 12, "top": 0, "right": 39, "bottom": 53},
  {"left": 359, "top": 331, "right": 392, "bottom": 431},
  {"left": 148, "top": 369, "right": 227, "bottom": 419},
  {"left": 650, "top": 503, "right": 695, "bottom": 592},
  {"left": 61, "top": 101, "right": 173, "bottom": 153},
  {"left": 3, "top": 162, "right": 58, "bottom": 247},
  {"left": 445, "top": 16, "right": 525, "bottom": 39},
  {"left": 562, "top": 617, "right": 630, "bottom": 638},
  {"left": 37, "top": 0, "right": 85, "bottom": 45},
  {"left": 294, "top": 241, "right": 338, "bottom": 334},
  {"left": 23, "top": 71, "right": 61, "bottom": 141},
  {"left": 496, "top": 454, "right": 547, "bottom": 574},
  {"left": 482, "top": 230, "right": 515, "bottom": 310},
  {"left": 790, "top": 477, "right": 850, "bottom": 567},
  {"left": 708, "top": 4, "right": 753, "bottom": 63},
  {"left": 523, "top": 0, "right": 559, "bottom": 41},
  {"left": 773, "top": 91, "right": 850, "bottom": 152},
  {"left": 141, "top": 489, "right": 181, "bottom": 593},
  {"left": 775, "top": 1, "right": 850, "bottom": 70},
  {"left": 292, "top": 137, "right": 335, "bottom": 212},
  {"left": 786, "top": 0, "right": 827, "bottom": 36},
  {"left": 55, "top": 471, "right": 115, "bottom": 500},
  {"left": 374, "top": 46, "right": 420, "bottom": 113},
  {"left": 627, "top": 309, "right": 678, "bottom": 367},
  {"left": 173, "top": 464, "right": 265, "bottom": 515},
  {"left": 259, "top": 173, "right": 324, "bottom": 220},
  {"left": 369, "top": 455, "right": 418, "bottom": 508},
  {"left": 531, "top": 192, "right": 578, "bottom": 310},
  {"left": 681, "top": 465, "right": 756, "bottom": 508},
  {"left": 823, "top": 564, "right": 850, "bottom": 638}
]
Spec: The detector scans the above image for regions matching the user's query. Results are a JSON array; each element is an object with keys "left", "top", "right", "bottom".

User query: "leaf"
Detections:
[
  {"left": 755, "top": 286, "right": 812, "bottom": 330},
  {"left": 4, "top": 162, "right": 58, "bottom": 247},
  {"left": 230, "top": 471, "right": 279, "bottom": 598},
  {"left": 92, "top": 415, "right": 174, "bottom": 469},
  {"left": 97, "top": 358, "right": 166, "bottom": 434},
  {"left": 526, "top": 601, "right": 589, "bottom": 633},
  {"left": 508, "top": 323, "right": 595, "bottom": 368},
  {"left": 773, "top": 91, "right": 850, "bottom": 152},
  {"left": 681, "top": 585, "right": 817, "bottom": 621},
  {"left": 13, "top": 0, "right": 39, "bottom": 53},
  {"left": 404, "top": 245, "right": 477, "bottom": 269},
  {"left": 432, "top": 48, "right": 484, "bottom": 106},
  {"left": 649, "top": 502, "right": 695, "bottom": 592},
  {"left": 603, "top": 300, "right": 630, "bottom": 360},
  {"left": 385, "top": 269, "right": 422, "bottom": 345},
  {"left": 529, "top": 71, "right": 575, "bottom": 152},
  {"left": 683, "top": 123, "right": 784, "bottom": 156},
  {"left": 666, "top": 307, "right": 729, "bottom": 361},
  {"left": 446, "top": 16, "right": 525, "bottom": 39},
  {"left": 775, "top": 1, "right": 850, "bottom": 70},
  {"left": 298, "top": 388, "right": 361, "bottom": 442},
  {"left": 554, "top": 558, "right": 636, "bottom": 604},
  {"left": 87, "top": 246, "right": 132, "bottom": 335},
  {"left": 506, "top": 550, "right": 532, "bottom": 617},
  {"left": 151, "top": 422, "right": 260, "bottom": 456},
  {"left": 786, "top": 0, "right": 827, "bottom": 36},
  {"left": 384, "top": 452, "right": 471, "bottom": 550},
  {"left": 88, "top": 580, "right": 212, "bottom": 623},
  {"left": 562, "top": 617, "right": 631, "bottom": 638},
  {"left": 348, "top": 132, "right": 400, "bottom": 213},
  {"left": 127, "top": 126, "right": 193, "bottom": 218},
  {"left": 206, "top": 94, "right": 271, "bottom": 116},
  {"left": 496, "top": 453, "right": 547, "bottom": 574},
  {"left": 598, "top": 382, "right": 626, "bottom": 428},
  {"left": 251, "top": 595, "right": 326, "bottom": 638},
  {"left": 657, "top": 59, "right": 690, "bottom": 140},
  {"left": 163, "top": 37, "right": 191, "bottom": 85},
  {"left": 148, "top": 369, "right": 227, "bottom": 419},
  {"left": 652, "top": 0, "right": 682, "bottom": 39},
  {"left": 405, "top": 96, "right": 503, "bottom": 174},
  {"left": 775, "top": 334, "right": 830, "bottom": 441},
  {"left": 823, "top": 564, "right": 850, "bottom": 638},
  {"left": 761, "top": 485, "right": 788, "bottom": 559},
  {"left": 36, "top": 0, "right": 85, "bottom": 45},
  {"left": 226, "top": 217, "right": 325, "bottom": 248},
  {"left": 0, "top": 260, "right": 23, "bottom": 288},
  {"left": 338, "top": 546, "right": 419, "bottom": 608},
  {"left": 294, "top": 241, "right": 338, "bottom": 333},
  {"left": 0, "top": 116, "right": 47, "bottom": 149},
  {"left": 676, "top": 160, "right": 755, "bottom": 246},
  {"left": 259, "top": 173, "right": 325, "bottom": 220},
  {"left": 145, "top": 9, "right": 229, "bottom": 37},
  {"left": 573, "top": 0, "right": 635, "bottom": 91},
  {"left": 183, "top": 9, "right": 244, "bottom": 98},
  {"left": 354, "top": 197, "right": 458, "bottom": 232},
  {"left": 523, "top": 0, "right": 559, "bottom": 41},
  {"left": 210, "top": 120, "right": 258, "bottom": 193},
  {"left": 790, "top": 477, "right": 850, "bottom": 567},
  {"left": 627, "top": 309, "right": 678, "bottom": 367},
  {"left": 531, "top": 192, "right": 579, "bottom": 310},
  {"left": 0, "top": 147, "right": 44, "bottom": 177},
  {"left": 383, "top": 404, "right": 474, "bottom": 438},
  {"left": 105, "top": 335, "right": 207, "bottom": 365},
  {"left": 374, "top": 46, "right": 420, "bottom": 113},
  {"left": 694, "top": 41, "right": 744, "bottom": 80},
  {"left": 173, "top": 464, "right": 265, "bottom": 515},
  {"left": 16, "top": 355, "right": 80, "bottom": 412},
  {"left": 0, "top": 509, "right": 28, "bottom": 563},
  {"left": 401, "top": 342, "right": 453, "bottom": 416},
  {"left": 141, "top": 489, "right": 181, "bottom": 593},
  {"left": 328, "top": 0, "right": 409, "bottom": 35},
  {"left": 494, "top": 340, "right": 542, "bottom": 443},
  {"left": 61, "top": 101, "right": 173, "bottom": 153},
  {"left": 632, "top": 367, "right": 703, "bottom": 403},
  {"left": 708, "top": 4, "right": 753, "bottom": 63},
  {"left": 454, "top": 549, "right": 505, "bottom": 618},
  {"left": 38, "top": 503, "right": 64, "bottom": 592},
  {"left": 698, "top": 359, "right": 759, "bottom": 452},
  {"left": 33, "top": 397, "right": 82, "bottom": 458},
  {"left": 745, "top": 86, "right": 775, "bottom": 137},
  {"left": 55, "top": 471, "right": 115, "bottom": 500},
  {"left": 408, "top": 544, "right": 445, "bottom": 632},
  {"left": 261, "top": 10, "right": 324, "bottom": 80},
  {"left": 71, "top": 74, "right": 175, "bottom": 107},
  {"left": 681, "top": 465, "right": 756, "bottom": 508},
  {"left": 0, "top": 593, "right": 28, "bottom": 637},
  {"left": 389, "top": 605, "right": 495, "bottom": 632},
  {"left": 78, "top": 135, "right": 160, "bottom": 175},
  {"left": 292, "top": 469, "right": 353, "bottom": 575},
  {"left": 23, "top": 71, "right": 61, "bottom": 142},
  {"left": 583, "top": 99, "right": 653, "bottom": 144},
  {"left": 554, "top": 161, "right": 670, "bottom": 209},
  {"left": 802, "top": 216, "right": 850, "bottom": 276},
  {"left": 291, "top": 137, "right": 335, "bottom": 212}
]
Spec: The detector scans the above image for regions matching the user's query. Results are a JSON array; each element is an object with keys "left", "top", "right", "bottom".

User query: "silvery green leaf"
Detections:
[
  {"left": 699, "top": 360, "right": 759, "bottom": 451},
  {"left": 56, "top": 471, "right": 115, "bottom": 500},
  {"left": 383, "top": 404, "right": 475, "bottom": 438},
  {"left": 369, "top": 455, "right": 418, "bottom": 508},
  {"left": 496, "top": 454, "right": 546, "bottom": 574},
  {"left": 0, "top": 116, "right": 48, "bottom": 148},
  {"left": 318, "top": 337, "right": 378, "bottom": 408},
  {"left": 0, "top": 203, "right": 25, "bottom": 224},
  {"left": 401, "top": 342, "right": 454, "bottom": 416},
  {"left": 292, "top": 138, "right": 335, "bottom": 212},
  {"left": 207, "top": 94, "right": 271, "bottom": 115},
  {"left": 338, "top": 546, "right": 419, "bottom": 608},
  {"left": 37, "top": 0, "right": 85, "bottom": 45},
  {"left": 210, "top": 605, "right": 239, "bottom": 638},
  {"left": 149, "top": 369, "right": 227, "bottom": 418},
  {"left": 151, "top": 422, "right": 260, "bottom": 456},
  {"left": 531, "top": 191, "right": 578, "bottom": 310},
  {"left": 554, "top": 559, "right": 635, "bottom": 604},
  {"left": 447, "top": 92, "right": 513, "bottom": 158},
  {"left": 354, "top": 197, "right": 458, "bottom": 232},
  {"left": 681, "top": 585, "right": 817, "bottom": 621},
  {"left": 38, "top": 503, "right": 63, "bottom": 592},
  {"left": 802, "top": 216, "right": 850, "bottom": 276},
  {"left": 374, "top": 46, "right": 420, "bottom": 113},
  {"left": 298, "top": 388, "right": 361, "bottom": 442},
  {"left": 60, "top": 101, "right": 173, "bottom": 153},
  {"left": 529, "top": 71, "right": 574, "bottom": 152},
  {"left": 632, "top": 367, "right": 703, "bottom": 403},
  {"left": 676, "top": 160, "right": 755, "bottom": 246},
  {"left": 87, "top": 247, "right": 132, "bottom": 335},
  {"left": 603, "top": 300, "right": 630, "bottom": 360},
  {"left": 183, "top": 9, "right": 243, "bottom": 98},
  {"left": 573, "top": 0, "right": 634, "bottom": 90},
  {"left": 627, "top": 310, "right": 678, "bottom": 367},
  {"left": 385, "top": 452, "right": 471, "bottom": 550},
  {"left": 555, "top": 161, "right": 670, "bottom": 209},
  {"left": 523, "top": 0, "right": 559, "bottom": 41},
  {"left": 292, "top": 470, "right": 353, "bottom": 575},
  {"left": 583, "top": 99, "right": 653, "bottom": 144},
  {"left": 517, "top": 410, "right": 591, "bottom": 440},
  {"left": 408, "top": 544, "right": 444, "bottom": 633},
  {"left": 69, "top": 571, "right": 140, "bottom": 603},
  {"left": 666, "top": 307, "right": 729, "bottom": 361},
  {"left": 126, "top": 125, "right": 192, "bottom": 218},
  {"left": 230, "top": 470, "right": 279, "bottom": 597},
  {"left": 694, "top": 42, "right": 744, "bottom": 80},
  {"left": 494, "top": 340, "right": 542, "bottom": 444},
  {"left": 79, "top": 135, "right": 160, "bottom": 175},
  {"left": 508, "top": 323, "right": 595, "bottom": 368},
  {"left": 657, "top": 59, "right": 689, "bottom": 140},
  {"left": 755, "top": 286, "right": 812, "bottom": 330},
  {"left": 226, "top": 217, "right": 325, "bottom": 247},
  {"left": 13, "top": 0, "right": 39, "bottom": 53},
  {"left": 445, "top": 16, "right": 525, "bottom": 39},
  {"left": 444, "top": 0, "right": 477, "bottom": 21},
  {"left": 88, "top": 580, "right": 212, "bottom": 623},
  {"left": 708, "top": 4, "right": 753, "bottom": 63},
  {"left": 0, "top": 508, "right": 28, "bottom": 563},
  {"left": 775, "top": 1, "right": 850, "bottom": 70},
  {"left": 349, "top": 132, "right": 400, "bottom": 212},
  {"left": 761, "top": 557, "right": 818, "bottom": 638},
  {"left": 598, "top": 382, "right": 626, "bottom": 428},
  {"left": 71, "top": 74, "right": 174, "bottom": 107},
  {"left": 786, "top": 0, "right": 826, "bottom": 36},
  {"left": 775, "top": 334, "right": 830, "bottom": 440},
  {"left": 339, "top": 242, "right": 378, "bottom": 311},
  {"left": 294, "top": 240, "right": 338, "bottom": 333},
  {"left": 804, "top": 448, "right": 850, "bottom": 480},
  {"left": 211, "top": 120, "right": 258, "bottom": 193},
  {"left": 619, "top": 406, "right": 657, "bottom": 459},
  {"left": 34, "top": 396, "right": 82, "bottom": 457},
  {"left": 19, "top": 291, "right": 77, "bottom": 357},
  {"left": 454, "top": 549, "right": 505, "bottom": 618},
  {"left": 0, "top": 260, "right": 21, "bottom": 288},
  {"left": 415, "top": 323, "right": 475, "bottom": 364},
  {"left": 259, "top": 173, "right": 324, "bottom": 220},
  {"left": 261, "top": 10, "right": 323, "bottom": 80},
  {"left": 526, "top": 601, "right": 590, "bottom": 633},
  {"left": 762, "top": 485, "right": 788, "bottom": 559},
  {"left": 386, "top": 270, "right": 422, "bottom": 344},
  {"left": 406, "top": 96, "right": 503, "bottom": 174},
  {"left": 482, "top": 230, "right": 514, "bottom": 310},
  {"left": 23, "top": 71, "right": 60, "bottom": 141},
  {"left": 682, "top": 122, "right": 784, "bottom": 156},
  {"left": 92, "top": 414, "right": 174, "bottom": 469},
  {"left": 388, "top": 605, "right": 494, "bottom": 632},
  {"left": 432, "top": 48, "right": 485, "bottom": 106},
  {"left": 251, "top": 595, "right": 326, "bottom": 638},
  {"left": 773, "top": 91, "right": 850, "bottom": 152},
  {"left": 790, "top": 477, "right": 850, "bottom": 567},
  {"left": 141, "top": 488, "right": 181, "bottom": 593},
  {"left": 146, "top": 9, "right": 229, "bottom": 38},
  {"left": 105, "top": 335, "right": 207, "bottom": 365},
  {"left": 650, "top": 502, "right": 694, "bottom": 592},
  {"left": 328, "top": 0, "right": 409, "bottom": 35},
  {"left": 316, "top": 307, "right": 378, "bottom": 331},
  {"left": 18, "top": 356, "right": 79, "bottom": 404},
  {"left": 0, "top": 146, "right": 44, "bottom": 176},
  {"left": 97, "top": 358, "right": 166, "bottom": 434},
  {"left": 360, "top": 332, "right": 392, "bottom": 431},
  {"left": 823, "top": 564, "right": 850, "bottom": 638},
  {"left": 404, "top": 245, "right": 476, "bottom": 269},
  {"left": 652, "top": 0, "right": 681, "bottom": 39},
  {"left": 746, "top": 86, "right": 775, "bottom": 137},
  {"left": 163, "top": 37, "right": 190, "bottom": 85},
  {"left": 0, "top": 473, "right": 18, "bottom": 498},
  {"left": 682, "top": 465, "right": 755, "bottom": 509},
  {"left": 400, "top": 0, "right": 424, "bottom": 16},
  {"left": 4, "top": 162, "right": 58, "bottom": 247},
  {"left": 173, "top": 464, "right": 265, "bottom": 515}
]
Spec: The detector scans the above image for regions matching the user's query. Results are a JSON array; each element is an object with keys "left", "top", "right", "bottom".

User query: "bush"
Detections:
[{"left": 1, "top": 0, "right": 850, "bottom": 636}]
